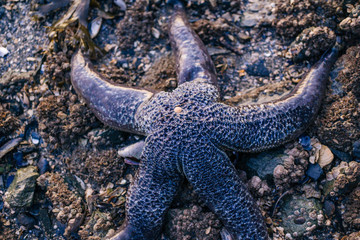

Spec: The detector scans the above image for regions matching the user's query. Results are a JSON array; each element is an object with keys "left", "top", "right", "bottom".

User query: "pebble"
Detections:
[
  {"left": 4, "top": 166, "right": 39, "bottom": 207},
  {"left": 318, "top": 145, "right": 334, "bottom": 168},
  {"left": 353, "top": 140, "right": 360, "bottom": 158},
  {"left": 89, "top": 17, "right": 102, "bottom": 39},
  {"left": 306, "top": 163, "right": 323, "bottom": 181},
  {"left": 37, "top": 158, "right": 50, "bottom": 175},
  {"left": 246, "top": 59, "right": 270, "bottom": 77},
  {"left": 114, "top": 0, "right": 126, "bottom": 11},
  {"left": 17, "top": 212, "right": 36, "bottom": 229},
  {"left": 293, "top": 216, "right": 306, "bottom": 225},
  {"left": 30, "top": 132, "right": 41, "bottom": 145},
  {"left": 323, "top": 200, "right": 335, "bottom": 217},
  {"left": 299, "top": 136, "right": 312, "bottom": 151},
  {"left": 0, "top": 137, "right": 23, "bottom": 160},
  {"left": 0, "top": 46, "right": 9, "bottom": 57},
  {"left": 13, "top": 151, "right": 28, "bottom": 168}
]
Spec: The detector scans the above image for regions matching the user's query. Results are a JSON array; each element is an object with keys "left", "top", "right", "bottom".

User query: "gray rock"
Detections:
[
  {"left": 5, "top": 166, "right": 39, "bottom": 208},
  {"left": 353, "top": 140, "right": 360, "bottom": 158},
  {"left": 245, "top": 148, "right": 287, "bottom": 180},
  {"left": 240, "top": 12, "right": 258, "bottom": 27},
  {"left": 277, "top": 194, "right": 322, "bottom": 237}
]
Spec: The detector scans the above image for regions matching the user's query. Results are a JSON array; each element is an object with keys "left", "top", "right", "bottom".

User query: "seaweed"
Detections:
[{"left": 34, "top": 0, "right": 108, "bottom": 58}]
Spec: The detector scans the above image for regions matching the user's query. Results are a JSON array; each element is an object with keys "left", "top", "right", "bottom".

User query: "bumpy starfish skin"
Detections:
[{"left": 70, "top": 1, "right": 340, "bottom": 239}]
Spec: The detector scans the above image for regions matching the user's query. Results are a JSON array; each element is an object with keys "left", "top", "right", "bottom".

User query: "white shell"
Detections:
[
  {"left": 118, "top": 140, "right": 145, "bottom": 160},
  {"left": 89, "top": 17, "right": 102, "bottom": 39},
  {"left": 152, "top": 27, "right": 160, "bottom": 39},
  {"left": 114, "top": 0, "right": 126, "bottom": 11},
  {"left": 0, "top": 47, "right": 9, "bottom": 57},
  {"left": 318, "top": 145, "right": 334, "bottom": 168}
]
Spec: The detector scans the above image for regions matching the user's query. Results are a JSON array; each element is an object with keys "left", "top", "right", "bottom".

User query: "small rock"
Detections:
[
  {"left": 246, "top": 148, "right": 287, "bottom": 180},
  {"left": 30, "top": 132, "right": 41, "bottom": 145},
  {"left": 353, "top": 140, "right": 360, "bottom": 158},
  {"left": 114, "top": 0, "right": 126, "bottom": 11},
  {"left": 278, "top": 194, "right": 322, "bottom": 236},
  {"left": 323, "top": 200, "right": 335, "bottom": 217},
  {"left": 293, "top": 216, "right": 306, "bottom": 225},
  {"left": 240, "top": 12, "right": 258, "bottom": 27},
  {"left": 330, "top": 148, "right": 352, "bottom": 162},
  {"left": 0, "top": 46, "right": 9, "bottom": 57},
  {"left": 118, "top": 140, "right": 145, "bottom": 161},
  {"left": 89, "top": 17, "right": 102, "bottom": 39},
  {"left": 17, "top": 212, "right": 36, "bottom": 229},
  {"left": 13, "top": 151, "right": 27, "bottom": 167},
  {"left": 0, "top": 137, "right": 23, "bottom": 159},
  {"left": 5, "top": 166, "right": 39, "bottom": 208},
  {"left": 246, "top": 59, "right": 270, "bottom": 77},
  {"left": 318, "top": 145, "right": 334, "bottom": 168},
  {"left": 37, "top": 158, "right": 50, "bottom": 175},
  {"left": 306, "top": 163, "right": 323, "bottom": 181},
  {"left": 299, "top": 136, "right": 312, "bottom": 151}
]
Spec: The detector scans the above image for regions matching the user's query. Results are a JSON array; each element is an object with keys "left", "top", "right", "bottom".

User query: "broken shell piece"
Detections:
[
  {"left": 114, "top": 0, "right": 126, "bottom": 11},
  {"left": 0, "top": 47, "right": 9, "bottom": 57},
  {"left": 118, "top": 140, "right": 145, "bottom": 160},
  {"left": 318, "top": 145, "right": 334, "bottom": 168},
  {"left": 152, "top": 27, "right": 160, "bottom": 39},
  {"left": 89, "top": 17, "right": 102, "bottom": 39}
]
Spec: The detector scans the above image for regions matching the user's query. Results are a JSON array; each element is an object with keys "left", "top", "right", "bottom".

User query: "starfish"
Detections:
[{"left": 70, "top": 1, "right": 340, "bottom": 239}]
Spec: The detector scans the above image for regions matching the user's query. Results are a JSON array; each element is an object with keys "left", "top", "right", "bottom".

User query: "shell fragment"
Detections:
[{"left": 89, "top": 17, "right": 102, "bottom": 39}]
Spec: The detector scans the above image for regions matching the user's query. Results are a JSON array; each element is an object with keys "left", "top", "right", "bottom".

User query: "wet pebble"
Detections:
[
  {"left": 306, "top": 163, "right": 323, "bottom": 181},
  {"left": 0, "top": 46, "right": 9, "bottom": 57},
  {"left": 17, "top": 212, "right": 36, "bottom": 229},
  {"left": 37, "top": 158, "right": 50, "bottom": 175},
  {"left": 331, "top": 148, "right": 352, "bottom": 162},
  {"left": 323, "top": 200, "right": 335, "bottom": 217},
  {"left": 246, "top": 59, "right": 270, "bottom": 77},
  {"left": 353, "top": 140, "right": 360, "bottom": 159},
  {"left": 293, "top": 216, "right": 306, "bottom": 225},
  {"left": 6, "top": 175, "right": 15, "bottom": 188},
  {"left": 13, "top": 151, "right": 28, "bottom": 168},
  {"left": 299, "top": 136, "right": 312, "bottom": 151},
  {"left": 30, "top": 132, "right": 41, "bottom": 145}
]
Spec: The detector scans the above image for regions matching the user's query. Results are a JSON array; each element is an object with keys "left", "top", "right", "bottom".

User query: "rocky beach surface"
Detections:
[{"left": 0, "top": 0, "right": 359, "bottom": 239}]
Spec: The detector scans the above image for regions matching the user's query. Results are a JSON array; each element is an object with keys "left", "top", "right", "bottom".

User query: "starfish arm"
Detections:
[
  {"left": 70, "top": 51, "right": 155, "bottom": 135},
  {"left": 110, "top": 136, "right": 182, "bottom": 240},
  {"left": 182, "top": 138, "right": 268, "bottom": 239},
  {"left": 210, "top": 46, "right": 340, "bottom": 152},
  {"left": 168, "top": 0, "right": 217, "bottom": 86}
]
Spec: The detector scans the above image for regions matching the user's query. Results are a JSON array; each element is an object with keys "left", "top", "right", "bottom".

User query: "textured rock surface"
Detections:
[{"left": 5, "top": 166, "right": 39, "bottom": 208}]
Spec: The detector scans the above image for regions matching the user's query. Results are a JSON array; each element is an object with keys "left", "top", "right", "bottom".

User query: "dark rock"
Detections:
[
  {"left": 293, "top": 216, "right": 306, "bottom": 225},
  {"left": 323, "top": 200, "right": 335, "bottom": 217},
  {"left": 306, "top": 163, "right": 323, "bottom": 181},
  {"left": 30, "top": 131, "right": 41, "bottom": 145},
  {"left": 39, "top": 208, "right": 53, "bottom": 234},
  {"left": 4, "top": 166, "right": 39, "bottom": 207},
  {"left": 330, "top": 148, "right": 352, "bottom": 162},
  {"left": 37, "top": 158, "right": 50, "bottom": 175},
  {"left": 245, "top": 148, "right": 287, "bottom": 180},
  {"left": 353, "top": 140, "right": 360, "bottom": 158},
  {"left": 13, "top": 151, "right": 28, "bottom": 168},
  {"left": 277, "top": 194, "right": 322, "bottom": 236},
  {"left": 6, "top": 175, "right": 15, "bottom": 188},
  {"left": 246, "top": 59, "right": 270, "bottom": 77},
  {"left": 0, "top": 7, "right": 5, "bottom": 18},
  {"left": 17, "top": 212, "right": 36, "bottom": 229},
  {"left": 299, "top": 136, "right": 312, "bottom": 151}
]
